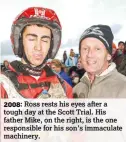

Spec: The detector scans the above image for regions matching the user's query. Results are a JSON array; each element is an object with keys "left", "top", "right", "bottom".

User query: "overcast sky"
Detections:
[{"left": 0, "top": 0, "right": 126, "bottom": 61}]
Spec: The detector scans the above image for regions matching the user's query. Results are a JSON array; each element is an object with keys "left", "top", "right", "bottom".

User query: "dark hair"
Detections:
[
  {"left": 118, "top": 41, "right": 125, "bottom": 46},
  {"left": 68, "top": 66, "right": 77, "bottom": 76}
]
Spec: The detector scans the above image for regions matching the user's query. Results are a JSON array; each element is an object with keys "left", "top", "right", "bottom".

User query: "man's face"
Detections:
[
  {"left": 118, "top": 43, "right": 124, "bottom": 51},
  {"left": 80, "top": 37, "right": 111, "bottom": 75},
  {"left": 4, "top": 61, "right": 9, "bottom": 67},
  {"left": 77, "top": 58, "right": 83, "bottom": 69},
  {"left": 22, "top": 25, "right": 51, "bottom": 67}
]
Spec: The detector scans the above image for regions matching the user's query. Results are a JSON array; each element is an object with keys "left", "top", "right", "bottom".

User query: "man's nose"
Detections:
[
  {"left": 87, "top": 49, "right": 94, "bottom": 57},
  {"left": 34, "top": 40, "right": 41, "bottom": 51}
]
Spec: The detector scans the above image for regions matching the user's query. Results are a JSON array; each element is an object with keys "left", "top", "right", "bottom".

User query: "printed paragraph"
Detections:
[{"left": 1, "top": 99, "right": 126, "bottom": 142}]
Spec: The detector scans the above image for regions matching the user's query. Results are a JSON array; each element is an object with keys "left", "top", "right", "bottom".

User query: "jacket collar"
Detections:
[
  {"left": 81, "top": 62, "right": 117, "bottom": 85},
  {"left": 9, "top": 60, "right": 55, "bottom": 77},
  {"left": 43, "top": 65, "right": 55, "bottom": 77}
]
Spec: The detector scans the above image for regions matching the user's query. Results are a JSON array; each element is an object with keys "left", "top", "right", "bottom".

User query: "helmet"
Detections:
[{"left": 10, "top": 7, "right": 62, "bottom": 59}]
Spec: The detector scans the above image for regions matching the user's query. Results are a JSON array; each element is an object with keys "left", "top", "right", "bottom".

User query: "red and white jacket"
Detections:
[{"left": 0, "top": 64, "right": 73, "bottom": 98}]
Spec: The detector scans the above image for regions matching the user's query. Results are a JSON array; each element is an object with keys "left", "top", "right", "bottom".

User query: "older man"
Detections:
[{"left": 73, "top": 24, "right": 126, "bottom": 98}]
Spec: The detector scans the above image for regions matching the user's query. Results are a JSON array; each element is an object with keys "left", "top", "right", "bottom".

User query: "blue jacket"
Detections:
[
  {"left": 59, "top": 71, "right": 73, "bottom": 87},
  {"left": 65, "top": 56, "right": 76, "bottom": 67}
]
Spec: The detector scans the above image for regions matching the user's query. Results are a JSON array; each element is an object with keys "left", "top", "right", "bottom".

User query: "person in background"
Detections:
[
  {"left": 118, "top": 55, "right": 126, "bottom": 76},
  {"left": 111, "top": 42, "right": 117, "bottom": 62},
  {"left": 51, "top": 59, "right": 72, "bottom": 87},
  {"left": 73, "top": 24, "right": 126, "bottom": 98},
  {"left": 70, "top": 48, "right": 74, "bottom": 54},
  {"left": 124, "top": 41, "right": 126, "bottom": 55},
  {"left": 65, "top": 50, "right": 76, "bottom": 67},
  {"left": 118, "top": 41, "right": 125, "bottom": 53},
  {"left": 0, "top": 7, "right": 72, "bottom": 98},
  {"left": 112, "top": 43, "right": 117, "bottom": 58},
  {"left": 1, "top": 60, "right": 9, "bottom": 72},
  {"left": 63, "top": 50, "right": 67, "bottom": 64},
  {"left": 3, "top": 60, "right": 9, "bottom": 68},
  {"left": 118, "top": 41, "right": 126, "bottom": 76},
  {"left": 113, "top": 41, "right": 125, "bottom": 69},
  {"left": 68, "top": 56, "right": 85, "bottom": 87},
  {"left": 76, "top": 56, "right": 85, "bottom": 77},
  {"left": 74, "top": 53, "right": 79, "bottom": 65}
]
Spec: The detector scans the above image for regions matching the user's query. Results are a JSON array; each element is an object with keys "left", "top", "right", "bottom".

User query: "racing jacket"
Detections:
[{"left": 0, "top": 62, "right": 73, "bottom": 98}]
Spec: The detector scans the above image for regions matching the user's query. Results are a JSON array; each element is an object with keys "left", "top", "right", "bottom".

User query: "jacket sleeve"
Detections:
[
  {"left": 65, "top": 58, "right": 69, "bottom": 67},
  {"left": 65, "top": 77, "right": 73, "bottom": 87},
  {"left": 0, "top": 84, "right": 8, "bottom": 98},
  {"left": 64, "top": 81, "right": 73, "bottom": 98}
]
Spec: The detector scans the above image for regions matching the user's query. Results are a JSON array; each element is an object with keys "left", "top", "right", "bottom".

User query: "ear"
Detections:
[{"left": 107, "top": 54, "right": 112, "bottom": 61}]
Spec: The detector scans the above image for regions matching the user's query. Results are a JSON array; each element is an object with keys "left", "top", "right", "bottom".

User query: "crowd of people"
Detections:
[{"left": 0, "top": 6, "right": 126, "bottom": 98}]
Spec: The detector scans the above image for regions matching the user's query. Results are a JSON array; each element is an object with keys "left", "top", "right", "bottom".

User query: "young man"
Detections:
[
  {"left": 0, "top": 7, "right": 72, "bottom": 98},
  {"left": 118, "top": 41, "right": 125, "bottom": 53},
  {"left": 73, "top": 24, "right": 126, "bottom": 98}
]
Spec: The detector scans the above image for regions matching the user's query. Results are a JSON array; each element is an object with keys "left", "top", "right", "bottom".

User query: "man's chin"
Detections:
[
  {"left": 86, "top": 68, "right": 97, "bottom": 74},
  {"left": 30, "top": 61, "right": 43, "bottom": 67}
]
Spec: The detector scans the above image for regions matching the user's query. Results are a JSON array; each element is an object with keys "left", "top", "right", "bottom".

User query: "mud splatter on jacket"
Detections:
[{"left": 0, "top": 62, "right": 72, "bottom": 98}]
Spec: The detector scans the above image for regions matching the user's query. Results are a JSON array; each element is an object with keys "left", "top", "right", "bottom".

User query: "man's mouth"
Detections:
[
  {"left": 33, "top": 54, "right": 43, "bottom": 59},
  {"left": 87, "top": 61, "right": 96, "bottom": 65}
]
